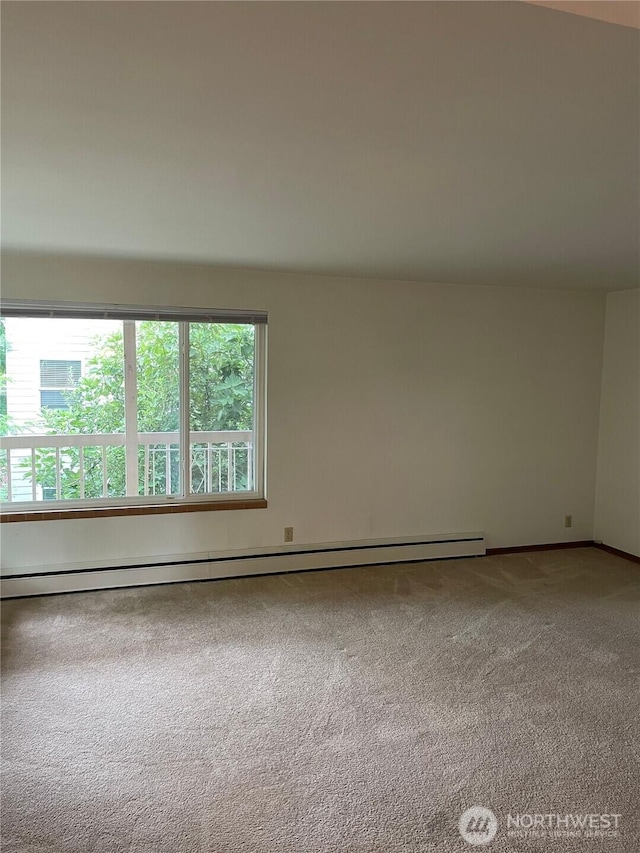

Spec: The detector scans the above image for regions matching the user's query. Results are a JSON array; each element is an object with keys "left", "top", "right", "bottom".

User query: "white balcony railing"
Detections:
[{"left": 0, "top": 431, "right": 253, "bottom": 503}]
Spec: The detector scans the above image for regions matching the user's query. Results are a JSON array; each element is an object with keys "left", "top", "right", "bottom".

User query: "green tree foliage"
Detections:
[{"left": 25, "top": 322, "right": 255, "bottom": 500}]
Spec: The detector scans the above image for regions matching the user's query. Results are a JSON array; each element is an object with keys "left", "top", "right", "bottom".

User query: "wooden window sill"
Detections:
[{"left": 0, "top": 499, "right": 268, "bottom": 523}]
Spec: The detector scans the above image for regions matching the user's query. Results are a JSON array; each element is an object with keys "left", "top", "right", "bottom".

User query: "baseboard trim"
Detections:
[
  {"left": 1, "top": 555, "right": 482, "bottom": 601},
  {"left": 1, "top": 532, "right": 485, "bottom": 598},
  {"left": 593, "top": 542, "right": 640, "bottom": 565},
  {"left": 486, "top": 540, "right": 594, "bottom": 556}
]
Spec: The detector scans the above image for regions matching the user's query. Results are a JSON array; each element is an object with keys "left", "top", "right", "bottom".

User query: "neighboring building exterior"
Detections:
[
  {"left": 3, "top": 318, "right": 119, "bottom": 501},
  {"left": 5, "top": 318, "right": 118, "bottom": 432}
]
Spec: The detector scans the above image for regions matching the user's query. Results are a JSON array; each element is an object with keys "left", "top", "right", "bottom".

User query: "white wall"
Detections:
[
  {"left": 594, "top": 290, "right": 640, "bottom": 557},
  {"left": 1, "top": 252, "right": 606, "bottom": 571}
]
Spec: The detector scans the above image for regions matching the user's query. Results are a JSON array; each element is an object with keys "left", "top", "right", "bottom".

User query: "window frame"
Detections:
[{"left": 0, "top": 301, "right": 267, "bottom": 521}]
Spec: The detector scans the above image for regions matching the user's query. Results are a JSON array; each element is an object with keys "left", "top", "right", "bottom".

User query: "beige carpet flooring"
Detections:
[{"left": 1, "top": 547, "right": 639, "bottom": 852}]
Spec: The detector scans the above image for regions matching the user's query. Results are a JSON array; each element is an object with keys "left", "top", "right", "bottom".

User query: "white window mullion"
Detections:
[
  {"left": 123, "top": 320, "right": 139, "bottom": 497},
  {"left": 253, "top": 323, "right": 266, "bottom": 498},
  {"left": 178, "top": 322, "right": 190, "bottom": 497}
]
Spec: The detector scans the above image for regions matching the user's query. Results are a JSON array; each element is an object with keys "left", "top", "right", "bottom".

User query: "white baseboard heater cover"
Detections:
[{"left": 1, "top": 532, "right": 485, "bottom": 598}]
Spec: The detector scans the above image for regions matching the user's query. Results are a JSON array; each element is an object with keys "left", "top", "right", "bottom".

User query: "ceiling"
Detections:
[{"left": 1, "top": 1, "right": 638, "bottom": 290}]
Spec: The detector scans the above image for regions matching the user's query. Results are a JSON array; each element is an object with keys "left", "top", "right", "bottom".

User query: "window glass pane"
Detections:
[
  {"left": 40, "top": 360, "right": 82, "bottom": 387},
  {"left": 0, "top": 314, "right": 263, "bottom": 507},
  {"left": 189, "top": 323, "right": 255, "bottom": 494},
  {"left": 134, "top": 321, "right": 180, "bottom": 496},
  {"left": 40, "top": 390, "right": 71, "bottom": 410},
  {"left": 1, "top": 317, "right": 124, "bottom": 502}
]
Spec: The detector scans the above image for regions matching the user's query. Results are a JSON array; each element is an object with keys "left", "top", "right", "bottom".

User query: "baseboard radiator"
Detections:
[{"left": 0, "top": 532, "right": 485, "bottom": 598}]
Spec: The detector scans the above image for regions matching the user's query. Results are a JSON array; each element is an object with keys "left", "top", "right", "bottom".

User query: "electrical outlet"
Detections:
[
  {"left": 284, "top": 527, "right": 294, "bottom": 543},
  {"left": 564, "top": 515, "right": 573, "bottom": 529}
]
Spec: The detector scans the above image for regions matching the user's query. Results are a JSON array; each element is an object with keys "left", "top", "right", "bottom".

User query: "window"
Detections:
[
  {"left": 40, "top": 359, "right": 82, "bottom": 410},
  {"left": 0, "top": 302, "right": 266, "bottom": 517}
]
